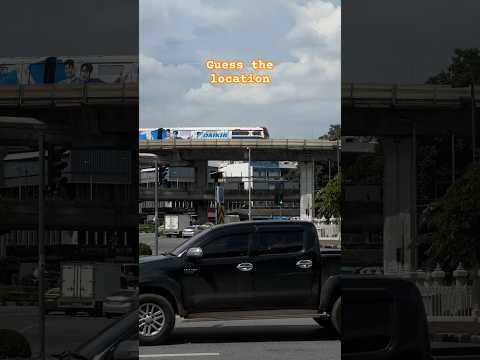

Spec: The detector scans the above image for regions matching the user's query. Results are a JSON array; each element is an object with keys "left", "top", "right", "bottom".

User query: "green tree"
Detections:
[
  {"left": 319, "top": 124, "right": 341, "bottom": 141},
  {"left": 417, "top": 166, "right": 480, "bottom": 271},
  {"left": 427, "top": 48, "right": 480, "bottom": 87},
  {"left": 342, "top": 151, "right": 383, "bottom": 185},
  {"left": 139, "top": 242, "right": 152, "bottom": 256},
  {"left": 315, "top": 174, "right": 341, "bottom": 220}
]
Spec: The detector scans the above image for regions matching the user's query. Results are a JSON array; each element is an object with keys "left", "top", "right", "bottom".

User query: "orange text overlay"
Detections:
[{"left": 205, "top": 59, "right": 274, "bottom": 84}]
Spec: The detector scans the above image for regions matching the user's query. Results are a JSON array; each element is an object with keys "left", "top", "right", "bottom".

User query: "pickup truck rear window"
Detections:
[{"left": 256, "top": 230, "right": 304, "bottom": 255}]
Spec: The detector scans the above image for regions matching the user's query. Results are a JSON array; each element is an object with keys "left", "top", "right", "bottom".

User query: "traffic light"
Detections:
[
  {"left": 47, "top": 145, "right": 70, "bottom": 194},
  {"left": 210, "top": 171, "right": 223, "bottom": 183},
  {"left": 274, "top": 191, "right": 284, "bottom": 207},
  {"left": 158, "top": 165, "right": 169, "bottom": 185}
]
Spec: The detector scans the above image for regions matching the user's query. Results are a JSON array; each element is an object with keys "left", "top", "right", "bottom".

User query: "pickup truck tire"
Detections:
[
  {"left": 314, "top": 317, "right": 335, "bottom": 331},
  {"left": 331, "top": 296, "right": 341, "bottom": 335},
  {"left": 139, "top": 294, "right": 175, "bottom": 345}
]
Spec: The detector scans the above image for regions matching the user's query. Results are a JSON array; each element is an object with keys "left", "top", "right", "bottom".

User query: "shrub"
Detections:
[
  {"left": 0, "top": 329, "right": 31, "bottom": 359},
  {"left": 139, "top": 243, "right": 152, "bottom": 256}
]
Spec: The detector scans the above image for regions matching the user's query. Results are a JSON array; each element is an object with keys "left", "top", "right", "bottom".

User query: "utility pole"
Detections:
[
  {"left": 312, "top": 160, "right": 316, "bottom": 220},
  {"left": 154, "top": 159, "right": 159, "bottom": 256},
  {"left": 38, "top": 133, "right": 46, "bottom": 360},
  {"left": 451, "top": 131, "right": 456, "bottom": 184},
  {"left": 140, "top": 153, "right": 162, "bottom": 256},
  {"left": 336, "top": 127, "right": 341, "bottom": 175},
  {"left": 472, "top": 83, "right": 477, "bottom": 164},
  {"left": 211, "top": 170, "right": 224, "bottom": 224},
  {"left": 90, "top": 174, "right": 93, "bottom": 200}
]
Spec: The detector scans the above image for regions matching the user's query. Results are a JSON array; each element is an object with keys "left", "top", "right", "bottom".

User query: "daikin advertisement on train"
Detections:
[{"left": 139, "top": 127, "right": 269, "bottom": 141}]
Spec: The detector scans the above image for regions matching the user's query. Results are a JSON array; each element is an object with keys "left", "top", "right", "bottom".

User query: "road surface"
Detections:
[
  {"left": 140, "top": 318, "right": 339, "bottom": 360},
  {"left": 0, "top": 306, "right": 115, "bottom": 357}
]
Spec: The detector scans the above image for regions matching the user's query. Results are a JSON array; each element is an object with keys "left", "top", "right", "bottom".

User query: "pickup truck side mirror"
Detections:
[
  {"left": 342, "top": 276, "right": 431, "bottom": 360},
  {"left": 186, "top": 247, "right": 203, "bottom": 260}
]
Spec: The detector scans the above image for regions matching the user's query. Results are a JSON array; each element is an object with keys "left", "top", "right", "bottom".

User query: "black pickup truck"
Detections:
[{"left": 139, "top": 220, "right": 341, "bottom": 345}]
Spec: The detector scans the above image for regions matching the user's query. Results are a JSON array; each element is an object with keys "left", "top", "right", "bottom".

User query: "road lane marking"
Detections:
[{"left": 140, "top": 354, "right": 220, "bottom": 358}]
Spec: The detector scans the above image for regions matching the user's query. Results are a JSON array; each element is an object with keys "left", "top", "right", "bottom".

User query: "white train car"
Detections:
[{"left": 139, "top": 127, "right": 269, "bottom": 141}]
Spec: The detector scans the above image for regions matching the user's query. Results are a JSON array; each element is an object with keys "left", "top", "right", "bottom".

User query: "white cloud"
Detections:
[
  {"left": 140, "top": 0, "right": 340, "bottom": 138},
  {"left": 140, "top": 0, "right": 237, "bottom": 47}
]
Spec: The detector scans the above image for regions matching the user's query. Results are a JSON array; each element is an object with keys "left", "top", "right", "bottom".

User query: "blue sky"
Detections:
[{"left": 140, "top": 0, "right": 340, "bottom": 139}]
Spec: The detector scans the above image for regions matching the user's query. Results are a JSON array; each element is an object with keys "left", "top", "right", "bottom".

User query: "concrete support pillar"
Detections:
[
  {"left": 299, "top": 162, "right": 315, "bottom": 221},
  {"left": 0, "top": 233, "right": 6, "bottom": 258},
  {"left": 194, "top": 160, "right": 209, "bottom": 224},
  {"left": 0, "top": 147, "right": 6, "bottom": 188},
  {"left": 382, "top": 135, "right": 417, "bottom": 271}
]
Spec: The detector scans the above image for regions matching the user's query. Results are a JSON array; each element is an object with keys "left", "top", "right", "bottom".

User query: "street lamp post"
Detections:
[
  {"left": 154, "top": 158, "right": 159, "bottom": 256},
  {"left": 247, "top": 147, "right": 252, "bottom": 221},
  {"left": 471, "top": 83, "right": 477, "bottom": 163},
  {"left": 0, "top": 117, "right": 47, "bottom": 360},
  {"left": 140, "top": 153, "right": 162, "bottom": 256},
  {"left": 38, "top": 133, "right": 46, "bottom": 360}
]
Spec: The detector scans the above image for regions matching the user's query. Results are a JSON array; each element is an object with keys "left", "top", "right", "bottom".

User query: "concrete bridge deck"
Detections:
[
  {"left": 0, "top": 83, "right": 138, "bottom": 107},
  {"left": 139, "top": 188, "right": 299, "bottom": 202},
  {"left": 342, "top": 83, "right": 480, "bottom": 109},
  {"left": 139, "top": 138, "right": 340, "bottom": 162},
  {"left": 0, "top": 199, "right": 137, "bottom": 230}
]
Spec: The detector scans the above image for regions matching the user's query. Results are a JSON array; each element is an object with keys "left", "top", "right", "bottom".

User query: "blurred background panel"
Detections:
[
  {"left": 0, "top": 1, "right": 138, "bottom": 359},
  {"left": 342, "top": 0, "right": 480, "bottom": 352}
]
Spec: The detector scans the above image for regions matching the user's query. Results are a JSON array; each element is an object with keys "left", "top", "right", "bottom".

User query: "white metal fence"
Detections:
[
  {"left": 386, "top": 262, "right": 477, "bottom": 322},
  {"left": 314, "top": 217, "right": 341, "bottom": 248},
  {"left": 419, "top": 285, "right": 473, "bottom": 321}
]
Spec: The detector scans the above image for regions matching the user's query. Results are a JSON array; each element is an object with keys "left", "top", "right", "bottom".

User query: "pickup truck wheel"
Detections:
[
  {"left": 331, "top": 296, "right": 341, "bottom": 335},
  {"left": 139, "top": 294, "right": 175, "bottom": 345},
  {"left": 314, "top": 317, "right": 335, "bottom": 331}
]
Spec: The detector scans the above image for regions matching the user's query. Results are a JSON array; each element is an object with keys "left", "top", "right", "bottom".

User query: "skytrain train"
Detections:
[
  {"left": 139, "top": 127, "right": 269, "bottom": 141},
  {"left": 0, "top": 55, "right": 138, "bottom": 85}
]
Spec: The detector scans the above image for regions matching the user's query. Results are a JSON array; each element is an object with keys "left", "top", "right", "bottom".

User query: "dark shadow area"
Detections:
[
  {"left": 342, "top": 0, "right": 480, "bottom": 356},
  {"left": 0, "top": 1, "right": 138, "bottom": 358},
  {"left": 159, "top": 325, "right": 337, "bottom": 345}
]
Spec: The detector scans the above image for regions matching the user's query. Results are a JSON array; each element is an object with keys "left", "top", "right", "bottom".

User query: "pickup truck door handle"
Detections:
[
  {"left": 237, "top": 263, "right": 253, "bottom": 272},
  {"left": 296, "top": 260, "right": 313, "bottom": 269}
]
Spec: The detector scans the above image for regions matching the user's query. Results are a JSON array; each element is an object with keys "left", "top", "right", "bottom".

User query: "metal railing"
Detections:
[
  {"left": 0, "top": 83, "right": 138, "bottom": 106},
  {"left": 385, "top": 262, "right": 477, "bottom": 322},
  {"left": 420, "top": 285, "right": 473, "bottom": 322},
  {"left": 140, "top": 138, "right": 338, "bottom": 150},
  {"left": 314, "top": 218, "right": 341, "bottom": 248},
  {"left": 342, "top": 83, "right": 480, "bottom": 107}
]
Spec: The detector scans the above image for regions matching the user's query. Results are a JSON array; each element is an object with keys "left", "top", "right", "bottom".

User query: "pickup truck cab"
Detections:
[{"left": 139, "top": 220, "right": 341, "bottom": 345}]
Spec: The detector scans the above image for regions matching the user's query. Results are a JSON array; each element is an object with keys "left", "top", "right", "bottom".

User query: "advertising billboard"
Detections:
[
  {"left": 0, "top": 56, "right": 138, "bottom": 85},
  {"left": 138, "top": 127, "right": 268, "bottom": 141}
]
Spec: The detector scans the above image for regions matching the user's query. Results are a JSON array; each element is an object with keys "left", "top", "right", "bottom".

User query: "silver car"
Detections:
[
  {"left": 181, "top": 225, "right": 200, "bottom": 238},
  {"left": 103, "top": 290, "right": 138, "bottom": 318}
]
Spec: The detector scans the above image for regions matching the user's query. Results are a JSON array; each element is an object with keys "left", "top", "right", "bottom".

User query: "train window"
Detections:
[
  {"left": 252, "top": 130, "right": 262, "bottom": 136},
  {"left": 232, "top": 130, "right": 250, "bottom": 136}
]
